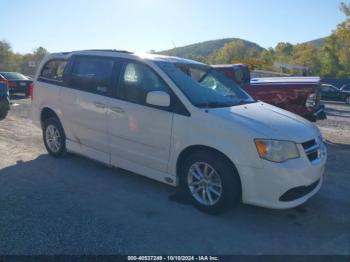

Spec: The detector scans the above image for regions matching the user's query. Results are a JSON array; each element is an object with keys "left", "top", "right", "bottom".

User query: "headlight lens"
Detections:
[
  {"left": 255, "top": 139, "right": 300, "bottom": 163},
  {"left": 306, "top": 93, "right": 317, "bottom": 108}
]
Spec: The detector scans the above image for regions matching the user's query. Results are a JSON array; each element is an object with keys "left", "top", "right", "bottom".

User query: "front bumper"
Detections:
[
  {"left": 237, "top": 143, "right": 327, "bottom": 209},
  {"left": 304, "top": 105, "right": 327, "bottom": 122}
]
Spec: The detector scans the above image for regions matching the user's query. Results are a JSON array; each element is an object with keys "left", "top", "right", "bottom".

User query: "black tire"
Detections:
[
  {"left": 0, "top": 109, "right": 8, "bottom": 120},
  {"left": 0, "top": 101, "right": 9, "bottom": 121},
  {"left": 42, "top": 117, "right": 67, "bottom": 157},
  {"left": 179, "top": 151, "right": 241, "bottom": 214},
  {"left": 346, "top": 96, "right": 350, "bottom": 105}
]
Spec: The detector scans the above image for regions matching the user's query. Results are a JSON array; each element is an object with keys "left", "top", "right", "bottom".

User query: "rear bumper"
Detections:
[{"left": 9, "top": 85, "right": 29, "bottom": 94}]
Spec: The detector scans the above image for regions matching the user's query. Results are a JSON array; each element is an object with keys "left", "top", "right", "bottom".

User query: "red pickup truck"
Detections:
[{"left": 213, "top": 64, "right": 326, "bottom": 122}]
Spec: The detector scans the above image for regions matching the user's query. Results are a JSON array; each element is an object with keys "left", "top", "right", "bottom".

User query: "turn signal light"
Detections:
[{"left": 255, "top": 140, "right": 268, "bottom": 157}]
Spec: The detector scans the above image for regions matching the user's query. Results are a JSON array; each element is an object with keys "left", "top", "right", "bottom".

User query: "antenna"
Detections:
[{"left": 171, "top": 40, "right": 176, "bottom": 49}]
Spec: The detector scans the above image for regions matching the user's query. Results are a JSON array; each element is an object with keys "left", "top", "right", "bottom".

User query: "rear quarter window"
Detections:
[{"left": 40, "top": 60, "right": 67, "bottom": 82}]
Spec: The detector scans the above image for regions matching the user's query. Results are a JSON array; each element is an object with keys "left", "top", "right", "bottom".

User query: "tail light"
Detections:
[
  {"left": 306, "top": 93, "right": 317, "bottom": 108},
  {"left": 29, "top": 82, "right": 34, "bottom": 100},
  {"left": 1, "top": 80, "right": 9, "bottom": 88}
]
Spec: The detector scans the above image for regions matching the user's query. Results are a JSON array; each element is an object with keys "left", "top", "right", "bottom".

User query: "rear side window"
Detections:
[
  {"left": 40, "top": 60, "right": 67, "bottom": 81},
  {"left": 70, "top": 56, "right": 114, "bottom": 95}
]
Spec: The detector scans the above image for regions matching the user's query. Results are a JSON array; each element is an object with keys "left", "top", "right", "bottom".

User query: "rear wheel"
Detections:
[
  {"left": 180, "top": 151, "right": 241, "bottom": 214},
  {"left": 43, "top": 117, "right": 66, "bottom": 157}
]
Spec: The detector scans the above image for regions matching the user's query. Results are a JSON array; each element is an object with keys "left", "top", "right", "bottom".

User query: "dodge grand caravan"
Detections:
[{"left": 31, "top": 50, "right": 327, "bottom": 214}]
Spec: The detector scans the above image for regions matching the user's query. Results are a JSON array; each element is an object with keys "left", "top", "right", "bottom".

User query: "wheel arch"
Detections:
[
  {"left": 176, "top": 145, "right": 242, "bottom": 193},
  {"left": 40, "top": 107, "right": 62, "bottom": 127}
]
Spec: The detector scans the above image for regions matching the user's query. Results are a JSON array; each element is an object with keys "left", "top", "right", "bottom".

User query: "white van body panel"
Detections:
[{"left": 32, "top": 50, "right": 327, "bottom": 209}]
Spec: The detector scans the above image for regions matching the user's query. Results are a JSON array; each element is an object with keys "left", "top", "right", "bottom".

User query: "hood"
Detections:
[{"left": 208, "top": 102, "right": 319, "bottom": 143}]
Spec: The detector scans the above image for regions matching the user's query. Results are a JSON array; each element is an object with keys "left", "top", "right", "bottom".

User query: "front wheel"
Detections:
[
  {"left": 180, "top": 151, "right": 241, "bottom": 214},
  {"left": 0, "top": 101, "right": 9, "bottom": 121},
  {"left": 43, "top": 117, "right": 66, "bottom": 157},
  {"left": 0, "top": 109, "right": 8, "bottom": 120}
]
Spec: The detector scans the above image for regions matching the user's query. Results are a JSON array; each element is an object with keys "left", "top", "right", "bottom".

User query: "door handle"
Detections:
[
  {"left": 110, "top": 106, "right": 125, "bottom": 113},
  {"left": 94, "top": 102, "right": 106, "bottom": 108}
]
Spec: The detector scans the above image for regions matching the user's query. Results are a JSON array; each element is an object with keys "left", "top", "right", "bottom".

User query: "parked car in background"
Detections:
[
  {"left": 31, "top": 50, "right": 327, "bottom": 214},
  {"left": 213, "top": 64, "right": 326, "bottom": 122},
  {"left": 340, "top": 84, "right": 350, "bottom": 93},
  {"left": 0, "top": 81, "right": 10, "bottom": 120},
  {"left": 320, "top": 83, "right": 350, "bottom": 104},
  {"left": 0, "top": 72, "right": 33, "bottom": 97}
]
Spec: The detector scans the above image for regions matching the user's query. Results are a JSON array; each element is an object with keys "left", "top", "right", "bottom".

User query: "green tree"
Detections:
[
  {"left": 20, "top": 47, "right": 49, "bottom": 75},
  {"left": 208, "top": 40, "right": 262, "bottom": 64},
  {"left": 274, "top": 42, "right": 293, "bottom": 63},
  {"left": 0, "top": 40, "right": 22, "bottom": 71},
  {"left": 319, "top": 35, "right": 341, "bottom": 77},
  {"left": 317, "top": 1, "right": 350, "bottom": 78},
  {"left": 292, "top": 43, "right": 320, "bottom": 75}
]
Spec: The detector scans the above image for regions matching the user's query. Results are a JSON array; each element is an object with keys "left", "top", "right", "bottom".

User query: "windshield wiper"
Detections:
[
  {"left": 234, "top": 99, "right": 256, "bottom": 106},
  {"left": 195, "top": 100, "right": 256, "bottom": 108},
  {"left": 195, "top": 101, "right": 235, "bottom": 108}
]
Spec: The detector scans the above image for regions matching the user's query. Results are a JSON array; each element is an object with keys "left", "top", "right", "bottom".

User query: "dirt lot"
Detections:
[{"left": 0, "top": 97, "right": 349, "bottom": 255}]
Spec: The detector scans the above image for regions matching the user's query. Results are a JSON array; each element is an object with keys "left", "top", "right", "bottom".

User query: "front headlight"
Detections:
[
  {"left": 255, "top": 139, "right": 300, "bottom": 163},
  {"left": 306, "top": 93, "right": 317, "bottom": 108}
]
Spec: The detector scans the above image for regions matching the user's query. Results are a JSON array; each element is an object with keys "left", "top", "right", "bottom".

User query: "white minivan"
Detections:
[{"left": 31, "top": 50, "right": 327, "bottom": 214}]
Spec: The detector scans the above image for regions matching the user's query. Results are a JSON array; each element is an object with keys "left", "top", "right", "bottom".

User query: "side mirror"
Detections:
[{"left": 146, "top": 91, "right": 170, "bottom": 107}]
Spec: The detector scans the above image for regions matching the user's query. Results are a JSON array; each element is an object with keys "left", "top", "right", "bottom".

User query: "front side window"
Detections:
[
  {"left": 119, "top": 62, "right": 169, "bottom": 105},
  {"left": 70, "top": 56, "right": 114, "bottom": 95},
  {"left": 321, "top": 85, "right": 330, "bottom": 92},
  {"left": 156, "top": 61, "right": 254, "bottom": 108},
  {"left": 40, "top": 60, "right": 67, "bottom": 81}
]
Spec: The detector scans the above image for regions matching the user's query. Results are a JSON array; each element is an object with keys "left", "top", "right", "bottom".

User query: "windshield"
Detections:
[
  {"left": 341, "top": 84, "right": 350, "bottom": 91},
  {"left": 156, "top": 61, "right": 255, "bottom": 108},
  {"left": 1, "top": 72, "right": 28, "bottom": 80}
]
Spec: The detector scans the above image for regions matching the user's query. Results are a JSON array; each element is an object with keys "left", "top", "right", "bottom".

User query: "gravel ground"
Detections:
[{"left": 0, "top": 96, "right": 349, "bottom": 255}]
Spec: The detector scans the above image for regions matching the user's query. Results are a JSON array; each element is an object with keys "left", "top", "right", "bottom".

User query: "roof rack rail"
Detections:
[{"left": 86, "top": 49, "right": 133, "bottom": 54}]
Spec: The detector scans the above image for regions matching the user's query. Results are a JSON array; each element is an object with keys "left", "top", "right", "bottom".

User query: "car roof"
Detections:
[
  {"left": 321, "top": 83, "right": 338, "bottom": 88},
  {"left": 0, "top": 72, "right": 24, "bottom": 74},
  {"left": 47, "top": 50, "right": 206, "bottom": 66}
]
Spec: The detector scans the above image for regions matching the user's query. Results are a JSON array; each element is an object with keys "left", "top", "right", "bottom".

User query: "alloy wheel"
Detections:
[
  {"left": 45, "top": 124, "right": 61, "bottom": 153},
  {"left": 187, "top": 162, "right": 223, "bottom": 206}
]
